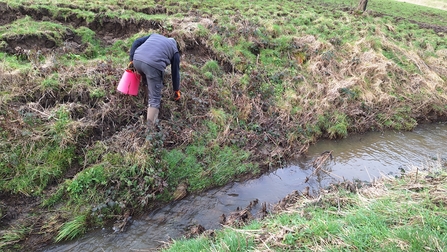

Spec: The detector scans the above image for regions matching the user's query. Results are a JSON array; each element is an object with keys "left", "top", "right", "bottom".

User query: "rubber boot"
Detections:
[
  {"left": 146, "top": 107, "right": 161, "bottom": 144},
  {"left": 147, "top": 107, "right": 159, "bottom": 125}
]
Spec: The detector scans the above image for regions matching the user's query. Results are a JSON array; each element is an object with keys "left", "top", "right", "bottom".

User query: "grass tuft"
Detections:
[{"left": 55, "top": 214, "right": 88, "bottom": 242}]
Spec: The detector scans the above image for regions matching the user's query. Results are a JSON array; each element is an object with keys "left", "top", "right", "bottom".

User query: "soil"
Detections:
[
  {"left": 1, "top": 2, "right": 446, "bottom": 251},
  {"left": 413, "top": 21, "right": 447, "bottom": 34}
]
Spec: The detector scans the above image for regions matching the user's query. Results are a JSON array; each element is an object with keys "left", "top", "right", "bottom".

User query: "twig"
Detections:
[
  {"left": 28, "top": 106, "right": 56, "bottom": 120},
  {"left": 224, "top": 225, "right": 263, "bottom": 235},
  {"left": 311, "top": 151, "right": 334, "bottom": 176},
  {"left": 260, "top": 238, "right": 272, "bottom": 251},
  {"left": 318, "top": 168, "right": 344, "bottom": 180},
  {"left": 337, "top": 196, "right": 341, "bottom": 212},
  {"left": 414, "top": 166, "right": 419, "bottom": 183},
  {"left": 265, "top": 132, "right": 279, "bottom": 147},
  {"left": 365, "top": 166, "right": 372, "bottom": 182}
]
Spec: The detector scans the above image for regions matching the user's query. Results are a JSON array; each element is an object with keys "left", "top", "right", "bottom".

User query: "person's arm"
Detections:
[
  {"left": 129, "top": 35, "right": 150, "bottom": 61},
  {"left": 171, "top": 52, "right": 180, "bottom": 91}
]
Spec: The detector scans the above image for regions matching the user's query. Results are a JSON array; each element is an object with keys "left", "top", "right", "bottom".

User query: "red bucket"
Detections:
[{"left": 117, "top": 70, "right": 140, "bottom": 96}]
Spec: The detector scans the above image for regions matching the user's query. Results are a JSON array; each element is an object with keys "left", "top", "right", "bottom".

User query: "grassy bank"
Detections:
[
  {"left": 0, "top": 0, "right": 446, "bottom": 250},
  {"left": 163, "top": 158, "right": 447, "bottom": 251}
]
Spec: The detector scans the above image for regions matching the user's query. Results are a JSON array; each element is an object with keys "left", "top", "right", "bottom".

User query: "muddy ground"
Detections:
[{"left": 1, "top": 2, "right": 447, "bottom": 251}]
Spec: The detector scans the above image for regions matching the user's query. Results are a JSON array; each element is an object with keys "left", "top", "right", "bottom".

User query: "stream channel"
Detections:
[{"left": 44, "top": 122, "right": 446, "bottom": 251}]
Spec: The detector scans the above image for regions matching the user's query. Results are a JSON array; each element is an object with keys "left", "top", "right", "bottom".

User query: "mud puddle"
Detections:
[{"left": 43, "top": 122, "right": 446, "bottom": 251}]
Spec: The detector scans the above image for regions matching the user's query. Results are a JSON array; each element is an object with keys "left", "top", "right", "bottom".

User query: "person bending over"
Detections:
[{"left": 128, "top": 33, "right": 181, "bottom": 125}]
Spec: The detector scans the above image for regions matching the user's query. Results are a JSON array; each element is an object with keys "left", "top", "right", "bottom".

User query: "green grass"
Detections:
[
  {"left": 0, "top": 106, "right": 76, "bottom": 195},
  {"left": 163, "top": 125, "right": 258, "bottom": 193},
  {"left": 319, "top": 0, "right": 447, "bottom": 24},
  {"left": 370, "top": 0, "right": 447, "bottom": 24},
  {"left": 0, "top": 16, "right": 67, "bottom": 43},
  {"left": 0, "top": 225, "right": 30, "bottom": 249},
  {"left": 55, "top": 214, "right": 88, "bottom": 242}
]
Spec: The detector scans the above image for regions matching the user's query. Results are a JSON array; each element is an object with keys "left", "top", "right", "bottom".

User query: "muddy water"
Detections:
[{"left": 44, "top": 123, "right": 446, "bottom": 252}]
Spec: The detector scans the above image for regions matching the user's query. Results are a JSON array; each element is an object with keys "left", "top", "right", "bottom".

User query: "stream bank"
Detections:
[{"left": 44, "top": 122, "right": 446, "bottom": 251}]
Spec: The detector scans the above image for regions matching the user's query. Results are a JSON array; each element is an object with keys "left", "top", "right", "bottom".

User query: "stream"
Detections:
[{"left": 44, "top": 122, "right": 446, "bottom": 252}]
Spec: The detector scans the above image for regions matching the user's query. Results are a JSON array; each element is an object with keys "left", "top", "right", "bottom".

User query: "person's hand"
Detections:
[
  {"left": 127, "top": 61, "right": 135, "bottom": 72},
  {"left": 174, "top": 90, "right": 181, "bottom": 101}
]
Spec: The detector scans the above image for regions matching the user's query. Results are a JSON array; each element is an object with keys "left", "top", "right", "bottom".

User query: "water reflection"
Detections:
[{"left": 44, "top": 123, "right": 446, "bottom": 252}]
